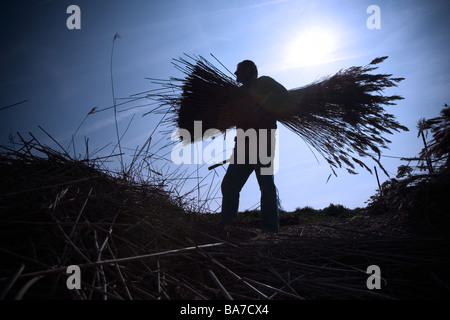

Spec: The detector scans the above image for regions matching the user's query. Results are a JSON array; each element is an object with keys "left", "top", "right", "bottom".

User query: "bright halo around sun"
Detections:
[{"left": 283, "top": 27, "right": 338, "bottom": 68}]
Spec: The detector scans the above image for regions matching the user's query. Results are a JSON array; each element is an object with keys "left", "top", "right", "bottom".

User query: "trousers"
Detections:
[{"left": 221, "top": 163, "right": 279, "bottom": 231}]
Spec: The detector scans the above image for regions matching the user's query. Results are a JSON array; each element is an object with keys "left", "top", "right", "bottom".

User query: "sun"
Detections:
[{"left": 283, "top": 27, "right": 337, "bottom": 68}]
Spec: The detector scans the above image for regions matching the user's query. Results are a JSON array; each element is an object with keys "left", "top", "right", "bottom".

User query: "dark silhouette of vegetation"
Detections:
[
  {"left": 367, "top": 103, "right": 450, "bottom": 236},
  {"left": 238, "top": 204, "right": 365, "bottom": 226},
  {"left": 417, "top": 103, "right": 450, "bottom": 171},
  {"left": 1, "top": 127, "right": 449, "bottom": 299}
]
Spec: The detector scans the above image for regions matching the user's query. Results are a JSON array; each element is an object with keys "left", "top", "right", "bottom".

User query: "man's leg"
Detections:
[
  {"left": 255, "top": 168, "right": 279, "bottom": 231},
  {"left": 221, "top": 164, "right": 254, "bottom": 223}
]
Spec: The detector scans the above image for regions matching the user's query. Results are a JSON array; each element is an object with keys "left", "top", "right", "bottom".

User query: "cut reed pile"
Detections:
[
  {"left": 0, "top": 134, "right": 199, "bottom": 300},
  {"left": 1, "top": 136, "right": 449, "bottom": 300}
]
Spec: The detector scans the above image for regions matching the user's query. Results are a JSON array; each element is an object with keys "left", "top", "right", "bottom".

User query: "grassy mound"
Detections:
[
  {"left": 1, "top": 136, "right": 449, "bottom": 300},
  {"left": 0, "top": 138, "right": 200, "bottom": 299}
]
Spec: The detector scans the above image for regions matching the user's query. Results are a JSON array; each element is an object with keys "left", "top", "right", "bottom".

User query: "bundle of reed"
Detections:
[
  {"left": 153, "top": 55, "right": 408, "bottom": 175},
  {"left": 152, "top": 55, "right": 246, "bottom": 142}
]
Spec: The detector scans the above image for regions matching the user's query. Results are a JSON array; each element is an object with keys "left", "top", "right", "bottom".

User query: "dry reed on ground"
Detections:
[
  {"left": 0, "top": 134, "right": 199, "bottom": 299},
  {"left": 1, "top": 134, "right": 449, "bottom": 300},
  {"left": 151, "top": 55, "right": 408, "bottom": 176}
]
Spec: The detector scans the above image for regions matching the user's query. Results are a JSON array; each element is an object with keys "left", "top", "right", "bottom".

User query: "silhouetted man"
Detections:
[{"left": 220, "top": 60, "right": 288, "bottom": 232}]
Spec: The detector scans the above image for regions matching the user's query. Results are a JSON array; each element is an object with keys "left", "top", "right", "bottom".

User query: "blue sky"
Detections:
[{"left": 1, "top": 0, "right": 449, "bottom": 212}]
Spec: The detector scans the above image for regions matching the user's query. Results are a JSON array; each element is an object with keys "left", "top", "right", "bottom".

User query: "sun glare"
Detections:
[{"left": 283, "top": 28, "right": 337, "bottom": 68}]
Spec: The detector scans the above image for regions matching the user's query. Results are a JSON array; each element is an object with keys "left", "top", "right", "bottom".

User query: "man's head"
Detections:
[{"left": 235, "top": 60, "right": 258, "bottom": 85}]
